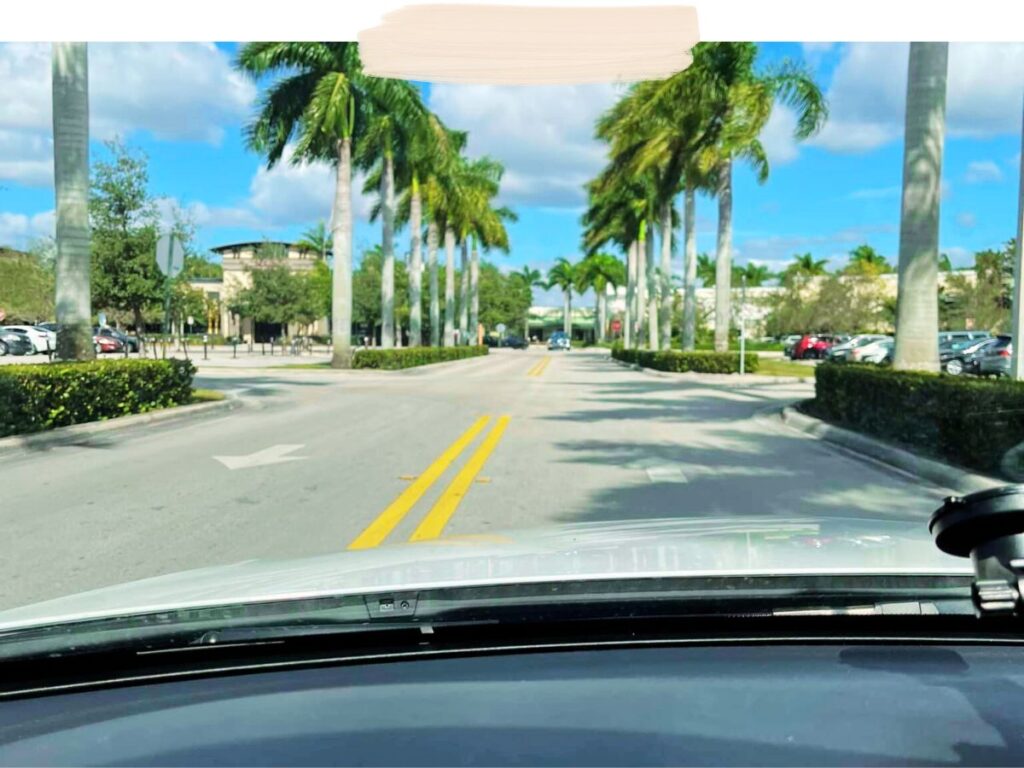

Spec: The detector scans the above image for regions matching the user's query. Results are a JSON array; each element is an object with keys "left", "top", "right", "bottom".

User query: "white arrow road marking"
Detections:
[{"left": 213, "top": 444, "right": 307, "bottom": 470}]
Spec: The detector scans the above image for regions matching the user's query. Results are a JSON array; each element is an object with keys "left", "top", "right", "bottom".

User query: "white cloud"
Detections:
[
  {"left": 964, "top": 160, "right": 1003, "bottom": 184},
  {"left": 812, "top": 43, "right": 1024, "bottom": 153},
  {"left": 943, "top": 245, "right": 972, "bottom": 268},
  {"left": 0, "top": 209, "right": 54, "bottom": 248},
  {"left": 429, "top": 83, "right": 619, "bottom": 208},
  {"left": 0, "top": 42, "right": 255, "bottom": 187},
  {"left": 735, "top": 223, "right": 897, "bottom": 265},
  {"left": 956, "top": 211, "right": 977, "bottom": 228},
  {"left": 758, "top": 104, "right": 800, "bottom": 165}
]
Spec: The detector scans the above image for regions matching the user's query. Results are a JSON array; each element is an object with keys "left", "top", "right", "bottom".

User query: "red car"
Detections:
[
  {"left": 791, "top": 334, "right": 848, "bottom": 360},
  {"left": 93, "top": 334, "right": 124, "bottom": 354}
]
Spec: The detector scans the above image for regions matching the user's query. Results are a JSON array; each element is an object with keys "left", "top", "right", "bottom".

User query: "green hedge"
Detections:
[
  {"left": 612, "top": 347, "right": 760, "bottom": 374},
  {"left": 353, "top": 345, "right": 488, "bottom": 370},
  {"left": 0, "top": 358, "right": 195, "bottom": 438},
  {"left": 809, "top": 362, "right": 1024, "bottom": 475}
]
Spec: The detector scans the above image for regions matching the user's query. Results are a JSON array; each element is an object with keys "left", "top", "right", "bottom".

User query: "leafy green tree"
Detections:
[
  {"left": 89, "top": 140, "right": 164, "bottom": 337},
  {"left": 352, "top": 246, "right": 410, "bottom": 343},
  {"left": 0, "top": 246, "right": 55, "bottom": 321},
  {"left": 180, "top": 255, "right": 222, "bottom": 279},
  {"left": 696, "top": 253, "right": 717, "bottom": 286},
  {"left": 576, "top": 253, "right": 625, "bottom": 342},
  {"left": 478, "top": 262, "right": 531, "bottom": 332},
  {"left": 784, "top": 252, "right": 829, "bottom": 278},
  {"left": 547, "top": 257, "right": 577, "bottom": 337},
  {"left": 844, "top": 244, "right": 893, "bottom": 275},
  {"left": 296, "top": 221, "right": 332, "bottom": 259},
  {"left": 510, "top": 266, "right": 544, "bottom": 339}
]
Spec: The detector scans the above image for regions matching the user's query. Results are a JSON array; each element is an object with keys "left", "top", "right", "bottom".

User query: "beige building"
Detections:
[{"left": 188, "top": 241, "right": 329, "bottom": 342}]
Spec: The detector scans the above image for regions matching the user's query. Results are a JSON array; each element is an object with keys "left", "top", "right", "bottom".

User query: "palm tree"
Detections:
[
  {"left": 547, "top": 258, "right": 577, "bottom": 337},
  {"left": 296, "top": 220, "right": 332, "bottom": 260},
  {"left": 784, "top": 252, "right": 829, "bottom": 278},
  {"left": 577, "top": 253, "right": 625, "bottom": 342},
  {"left": 845, "top": 243, "right": 892, "bottom": 274},
  {"left": 236, "top": 43, "right": 372, "bottom": 368},
  {"left": 356, "top": 80, "right": 428, "bottom": 349},
  {"left": 694, "top": 43, "right": 827, "bottom": 351},
  {"left": 511, "top": 266, "right": 544, "bottom": 340},
  {"left": 894, "top": 43, "right": 949, "bottom": 372},
  {"left": 51, "top": 42, "right": 94, "bottom": 360},
  {"left": 696, "top": 253, "right": 717, "bottom": 285},
  {"left": 738, "top": 263, "right": 773, "bottom": 286}
]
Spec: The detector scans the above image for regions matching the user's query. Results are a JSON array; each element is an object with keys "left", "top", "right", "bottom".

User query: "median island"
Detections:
[{"left": 0, "top": 358, "right": 197, "bottom": 438}]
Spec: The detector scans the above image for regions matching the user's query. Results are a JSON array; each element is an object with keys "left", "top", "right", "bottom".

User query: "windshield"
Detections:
[{"left": 0, "top": 37, "right": 1021, "bottom": 639}]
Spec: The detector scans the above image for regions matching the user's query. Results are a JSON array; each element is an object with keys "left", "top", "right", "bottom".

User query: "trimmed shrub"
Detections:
[
  {"left": 0, "top": 358, "right": 195, "bottom": 438},
  {"left": 809, "top": 362, "right": 1024, "bottom": 475},
  {"left": 612, "top": 347, "right": 760, "bottom": 374},
  {"left": 353, "top": 345, "right": 488, "bottom": 370}
]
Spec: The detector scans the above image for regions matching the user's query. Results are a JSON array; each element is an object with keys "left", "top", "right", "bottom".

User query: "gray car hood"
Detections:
[{"left": 0, "top": 517, "right": 968, "bottom": 631}]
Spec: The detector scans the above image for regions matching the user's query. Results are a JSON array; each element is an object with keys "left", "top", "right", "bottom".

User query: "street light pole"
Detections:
[{"left": 1010, "top": 94, "right": 1024, "bottom": 380}]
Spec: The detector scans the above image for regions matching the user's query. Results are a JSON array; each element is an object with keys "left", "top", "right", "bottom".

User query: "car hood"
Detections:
[{"left": 0, "top": 517, "right": 968, "bottom": 631}]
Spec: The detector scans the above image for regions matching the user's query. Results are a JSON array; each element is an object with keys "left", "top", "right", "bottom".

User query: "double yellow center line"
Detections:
[
  {"left": 348, "top": 415, "right": 511, "bottom": 549},
  {"left": 527, "top": 356, "right": 552, "bottom": 377}
]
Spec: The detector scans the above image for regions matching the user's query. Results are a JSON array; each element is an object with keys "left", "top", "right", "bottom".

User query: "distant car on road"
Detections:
[
  {"left": 2, "top": 325, "right": 53, "bottom": 354},
  {"left": 547, "top": 331, "right": 571, "bottom": 351},
  {"left": 500, "top": 335, "right": 529, "bottom": 350},
  {"left": 940, "top": 337, "right": 997, "bottom": 375},
  {"left": 978, "top": 335, "right": 1013, "bottom": 377},
  {"left": 0, "top": 328, "right": 34, "bottom": 356}
]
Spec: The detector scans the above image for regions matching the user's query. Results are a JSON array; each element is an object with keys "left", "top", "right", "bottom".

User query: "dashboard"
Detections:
[{"left": 2, "top": 642, "right": 1023, "bottom": 765}]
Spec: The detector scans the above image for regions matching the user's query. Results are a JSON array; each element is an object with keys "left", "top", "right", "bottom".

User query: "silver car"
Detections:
[
  {"left": 826, "top": 334, "right": 889, "bottom": 362},
  {"left": 978, "top": 335, "right": 1012, "bottom": 377}
]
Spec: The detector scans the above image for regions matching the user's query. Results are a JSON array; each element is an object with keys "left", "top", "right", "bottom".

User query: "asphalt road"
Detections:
[{"left": 0, "top": 348, "right": 947, "bottom": 610}]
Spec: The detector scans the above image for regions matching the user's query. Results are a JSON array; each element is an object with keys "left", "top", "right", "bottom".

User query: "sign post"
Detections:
[
  {"left": 739, "top": 275, "right": 747, "bottom": 376},
  {"left": 155, "top": 233, "right": 185, "bottom": 344}
]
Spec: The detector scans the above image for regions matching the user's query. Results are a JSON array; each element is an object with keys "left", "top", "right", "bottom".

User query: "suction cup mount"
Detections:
[{"left": 931, "top": 485, "right": 1024, "bottom": 615}]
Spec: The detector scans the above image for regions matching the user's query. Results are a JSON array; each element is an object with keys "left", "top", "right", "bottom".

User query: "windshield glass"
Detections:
[{"left": 0, "top": 37, "right": 1021, "bottom": 636}]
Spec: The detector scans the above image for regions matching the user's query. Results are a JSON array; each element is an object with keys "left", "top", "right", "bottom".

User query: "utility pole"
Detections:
[{"left": 1010, "top": 94, "right": 1024, "bottom": 379}]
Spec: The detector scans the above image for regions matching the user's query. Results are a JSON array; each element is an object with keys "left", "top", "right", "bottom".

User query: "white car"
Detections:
[
  {"left": 849, "top": 337, "right": 893, "bottom": 364},
  {"left": 2, "top": 325, "right": 53, "bottom": 354}
]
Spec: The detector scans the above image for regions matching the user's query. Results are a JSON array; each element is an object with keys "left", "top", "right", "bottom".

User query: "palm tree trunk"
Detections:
[
  {"left": 564, "top": 289, "right": 572, "bottom": 336},
  {"left": 329, "top": 135, "right": 354, "bottom": 367},
  {"left": 659, "top": 201, "right": 672, "bottom": 349},
  {"left": 470, "top": 237, "right": 480, "bottom": 344},
  {"left": 459, "top": 238, "right": 469, "bottom": 344},
  {"left": 713, "top": 158, "right": 733, "bottom": 353},
  {"left": 595, "top": 286, "right": 604, "bottom": 343},
  {"left": 1010, "top": 98, "right": 1024, "bottom": 379},
  {"left": 428, "top": 220, "right": 440, "bottom": 347},
  {"left": 682, "top": 188, "right": 697, "bottom": 351},
  {"left": 625, "top": 240, "right": 636, "bottom": 349},
  {"left": 51, "top": 42, "right": 94, "bottom": 361},
  {"left": 380, "top": 153, "right": 396, "bottom": 349},
  {"left": 636, "top": 232, "right": 647, "bottom": 347},
  {"left": 646, "top": 219, "right": 658, "bottom": 350},
  {"left": 894, "top": 43, "right": 948, "bottom": 372},
  {"left": 443, "top": 226, "right": 456, "bottom": 346},
  {"left": 409, "top": 177, "right": 423, "bottom": 347}
]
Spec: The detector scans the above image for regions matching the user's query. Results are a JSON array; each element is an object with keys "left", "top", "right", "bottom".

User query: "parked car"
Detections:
[
  {"left": 941, "top": 337, "right": 998, "bottom": 375},
  {"left": 0, "top": 328, "right": 34, "bottom": 356},
  {"left": 938, "top": 330, "right": 990, "bottom": 345},
  {"left": 849, "top": 337, "right": 893, "bottom": 364},
  {"left": 781, "top": 335, "right": 803, "bottom": 357},
  {"left": 2, "top": 325, "right": 53, "bottom": 354},
  {"left": 826, "top": 334, "right": 889, "bottom": 362},
  {"left": 547, "top": 331, "right": 571, "bottom": 351},
  {"left": 500, "top": 335, "right": 529, "bottom": 350},
  {"left": 93, "top": 334, "right": 125, "bottom": 354},
  {"left": 878, "top": 339, "right": 895, "bottom": 366},
  {"left": 792, "top": 334, "right": 847, "bottom": 360},
  {"left": 978, "top": 335, "right": 1013, "bottom": 377},
  {"left": 94, "top": 326, "right": 140, "bottom": 352}
]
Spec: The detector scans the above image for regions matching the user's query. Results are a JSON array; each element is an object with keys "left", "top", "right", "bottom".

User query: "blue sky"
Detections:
[{"left": 1, "top": 41, "right": 1022, "bottom": 305}]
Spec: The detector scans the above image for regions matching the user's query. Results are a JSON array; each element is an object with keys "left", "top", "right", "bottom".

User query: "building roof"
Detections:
[{"left": 210, "top": 241, "right": 318, "bottom": 255}]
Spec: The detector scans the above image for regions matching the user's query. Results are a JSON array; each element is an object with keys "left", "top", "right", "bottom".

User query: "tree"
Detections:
[
  {"left": 0, "top": 246, "right": 55, "bottom": 322},
  {"left": 547, "top": 258, "right": 577, "bottom": 337},
  {"left": 784, "top": 252, "right": 829, "bottom": 278},
  {"left": 844, "top": 244, "right": 893, "bottom": 275},
  {"left": 52, "top": 42, "right": 94, "bottom": 360},
  {"left": 893, "top": 43, "right": 948, "bottom": 372},
  {"left": 511, "top": 266, "right": 544, "bottom": 340},
  {"left": 696, "top": 43, "right": 827, "bottom": 351},
  {"left": 577, "top": 253, "right": 626, "bottom": 342},
  {"left": 351, "top": 245, "right": 410, "bottom": 342},
  {"left": 736, "top": 262, "right": 773, "bottom": 287},
  {"left": 696, "top": 252, "right": 717, "bottom": 285},
  {"left": 296, "top": 221, "right": 332, "bottom": 260},
  {"left": 90, "top": 140, "right": 163, "bottom": 339},
  {"left": 478, "top": 262, "right": 531, "bottom": 333},
  {"left": 237, "top": 42, "right": 375, "bottom": 368}
]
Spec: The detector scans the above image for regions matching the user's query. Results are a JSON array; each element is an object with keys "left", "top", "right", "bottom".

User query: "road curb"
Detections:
[
  {"left": 778, "top": 405, "right": 1003, "bottom": 495},
  {"left": 0, "top": 396, "right": 240, "bottom": 459}
]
